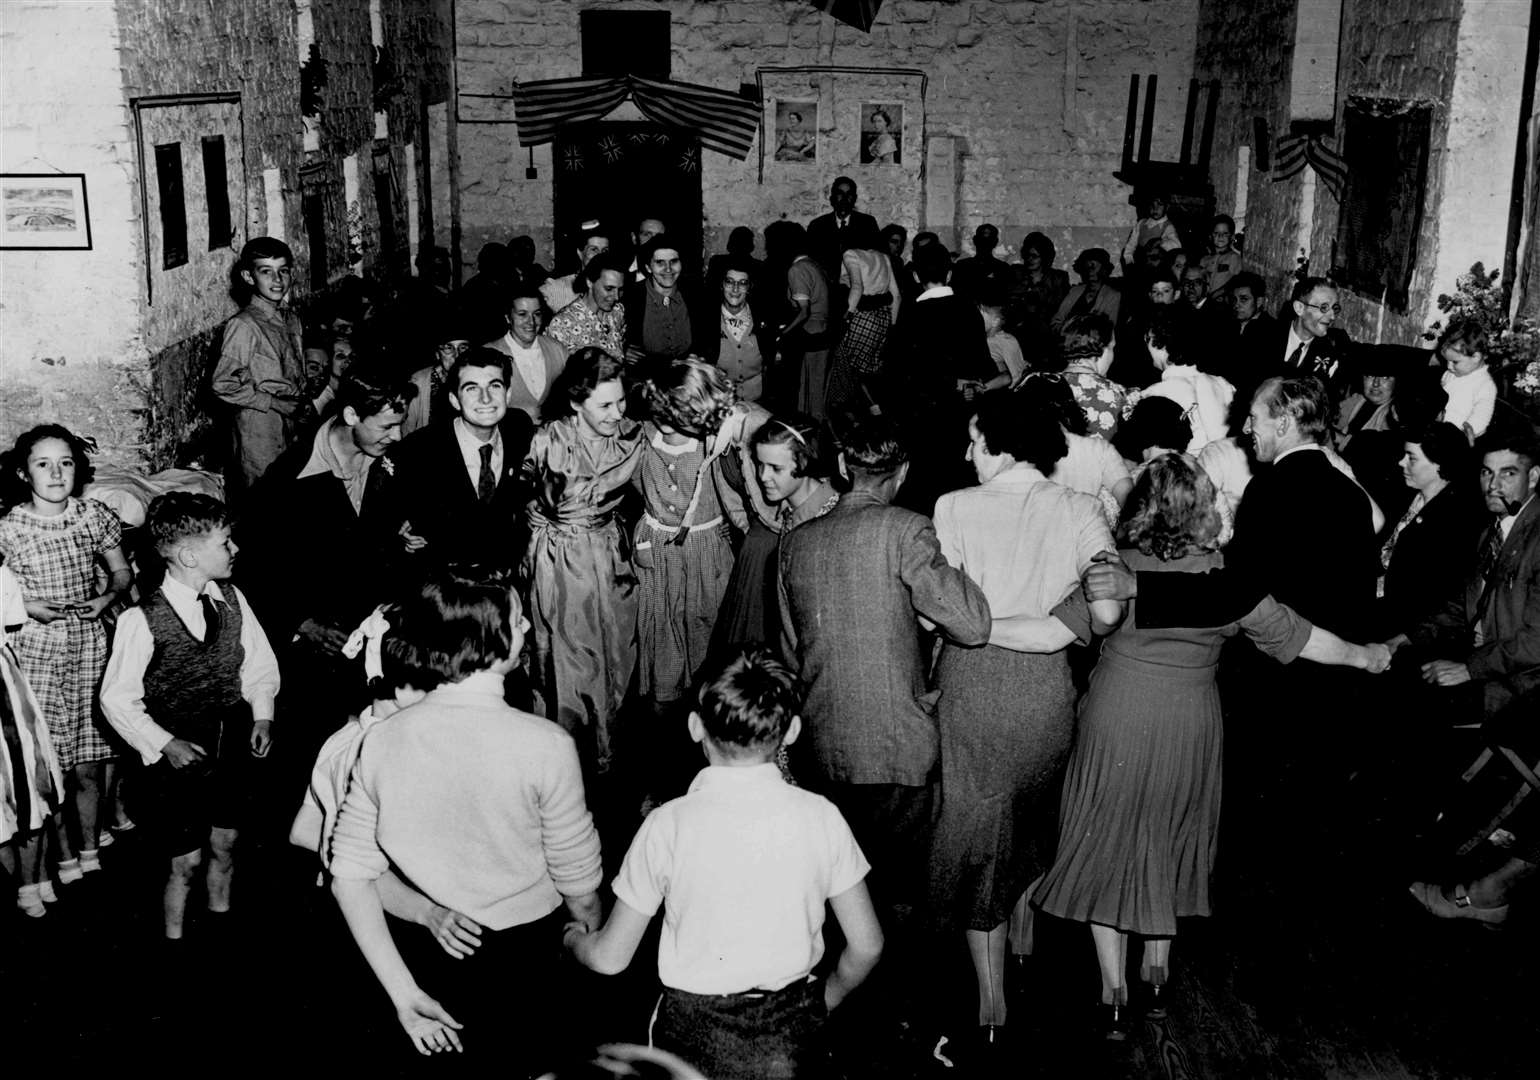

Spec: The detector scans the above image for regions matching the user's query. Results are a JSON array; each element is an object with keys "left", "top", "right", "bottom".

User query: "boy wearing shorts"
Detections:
[{"left": 101, "top": 493, "right": 279, "bottom": 939}]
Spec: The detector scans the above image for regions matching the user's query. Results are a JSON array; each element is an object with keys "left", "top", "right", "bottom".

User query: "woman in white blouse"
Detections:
[
  {"left": 825, "top": 222, "right": 901, "bottom": 414},
  {"left": 929, "top": 391, "right": 1124, "bottom": 1057}
]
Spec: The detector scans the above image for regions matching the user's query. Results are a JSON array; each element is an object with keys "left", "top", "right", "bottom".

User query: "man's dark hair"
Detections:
[
  {"left": 1290, "top": 275, "right": 1336, "bottom": 304},
  {"left": 1229, "top": 271, "right": 1266, "bottom": 297},
  {"left": 450, "top": 346, "right": 513, "bottom": 390},
  {"left": 833, "top": 413, "right": 907, "bottom": 476},
  {"left": 913, "top": 243, "right": 951, "bottom": 288},
  {"left": 338, "top": 369, "right": 416, "bottom": 421}
]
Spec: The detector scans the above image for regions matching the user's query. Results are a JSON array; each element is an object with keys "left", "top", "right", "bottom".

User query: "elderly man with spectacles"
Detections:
[{"left": 1244, "top": 275, "right": 1354, "bottom": 403}]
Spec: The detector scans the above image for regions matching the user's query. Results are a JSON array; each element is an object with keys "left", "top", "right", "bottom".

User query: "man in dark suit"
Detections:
[
  {"left": 778, "top": 417, "right": 990, "bottom": 932},
  {"left": 1401, "top": 432, "right": 1540, "bottom": 721},
  {"left": 374, "top": 346, "right": 534, "bottom": 576},
  {"left": 1230, "top": 375, "right": 1381, "bottom": 843},
  {"left": 1246, "top": 276, "right": 1354, "bottom": 399},
  {"left": 806, "top": 175, "right": 879, "bottom": 285}
]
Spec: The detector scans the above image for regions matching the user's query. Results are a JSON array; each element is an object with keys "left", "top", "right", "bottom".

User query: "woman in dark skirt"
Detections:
[
  {"left": 1032, "top": 455, "right": 1391, "bottom": 1037},
  {"left": 929, "top": 391, "right": 1124, "bottom": 1051}
]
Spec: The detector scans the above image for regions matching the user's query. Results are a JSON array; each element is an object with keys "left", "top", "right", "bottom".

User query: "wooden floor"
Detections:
[{"left": 4, "top": 762, "right": 1533, "bottom": 1079}]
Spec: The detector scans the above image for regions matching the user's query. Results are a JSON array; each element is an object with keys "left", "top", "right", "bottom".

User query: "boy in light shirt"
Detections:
[{"left": 566, "top": 648, "right": 884, "bottom": 1079}]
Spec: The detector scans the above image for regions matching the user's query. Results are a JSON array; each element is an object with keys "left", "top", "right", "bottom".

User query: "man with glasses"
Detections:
[
  {"left": 402, "top": 324, "right": 473, "bottom": 437},
  {"left": 701, "top": 256, "right": 776, "bottom": 403},
  {"left": 1256, "top": 276, "right": 1353, "bottom": 395},
  {"left": 487, "top": 285, "right": 569, "bottom": 421}
]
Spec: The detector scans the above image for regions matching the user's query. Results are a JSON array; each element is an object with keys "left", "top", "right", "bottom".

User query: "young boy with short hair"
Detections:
[
  {"left": 100, "top": 492, "right": 280, "bottom": 939},
  {"left": 565, "top": 647, "right": 883, "bottom": 1080}
]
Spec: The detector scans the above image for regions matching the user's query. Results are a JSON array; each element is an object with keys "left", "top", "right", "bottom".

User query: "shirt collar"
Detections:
[
  {"left": 687, "top": 762, "right": 785, "bottom": 792},
  {"left": 161, "top": 575, "right": 225, "bottom": 605},
  {"left": 425, "top": 670, "right": 508, "bottom": 704},
  {"left": 297, "top": 418, "right": 365, "bottom": 481},
  {"left": 917, "top": 285, "right": 954, "bottom": 301},
  {"left": 453, "top": 415, "right": 501, "bottom": 456},
  {"left": 1274, "top": 442, "right": 1325, "bottom": 464}
]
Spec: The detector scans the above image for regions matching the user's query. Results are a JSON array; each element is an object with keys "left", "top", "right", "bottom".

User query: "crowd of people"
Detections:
[{"left": 2, "top": 177, "right": 1538, "bottom": 1079}]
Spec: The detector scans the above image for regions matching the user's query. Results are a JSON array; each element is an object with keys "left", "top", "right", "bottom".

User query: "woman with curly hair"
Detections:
[
  {"left": 1032, "top": 454, "right": 1389, "bottom": 1038},
  {"left": 632, "top": 358, "right": 744, "bottom": 707}
]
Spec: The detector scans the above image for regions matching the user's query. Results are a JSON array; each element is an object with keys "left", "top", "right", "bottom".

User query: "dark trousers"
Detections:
[
  {"left": 815, "top": 779, "right": 936, "bottom": 930},
  {"left": 652, "top": 978, "right": 828, "bottom": 1080},
  {"left": 396, "top": 907, "right": 571, "bottom": 1076}
]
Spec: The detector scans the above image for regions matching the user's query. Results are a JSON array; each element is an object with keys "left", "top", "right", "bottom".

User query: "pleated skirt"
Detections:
[{"left": 1033, "top": 649, "right": 1222, "bottom": 937}]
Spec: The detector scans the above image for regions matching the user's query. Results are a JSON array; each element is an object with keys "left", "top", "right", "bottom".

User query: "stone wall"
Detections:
[
  {"left": 1195, "top": 0, "right": 1530, "bottom": 344},
  {"left": 0, "top": 0, "right": 455, "bottom": 474},
  {"left": 455, "top": 0, "right": 1200, "bottom": 271},
  {"left": 0, "top": 1, "right": 145, "bottom": 469}
]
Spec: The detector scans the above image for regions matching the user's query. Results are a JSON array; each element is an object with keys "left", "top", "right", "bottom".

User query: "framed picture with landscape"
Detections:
[{"left": 1, "top": 173, "right": 92, "bottom": 250}]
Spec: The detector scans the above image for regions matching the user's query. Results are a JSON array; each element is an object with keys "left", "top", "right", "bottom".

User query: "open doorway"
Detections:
[{"left": 551, "top": 121, "right": 704, "bottom": 277}]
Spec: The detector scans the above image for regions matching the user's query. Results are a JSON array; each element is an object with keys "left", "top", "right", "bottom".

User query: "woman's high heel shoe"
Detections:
[
  {"left": 1096, "top": 987, "right": 1130, "bottom": 1041},
  {"left": 1139, "top": 964, "right": 1169, "bottom": 1019}
]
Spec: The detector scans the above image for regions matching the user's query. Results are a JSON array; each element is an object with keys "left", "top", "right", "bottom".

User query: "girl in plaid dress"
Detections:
[
  {"left": 633, "top": 359, "right": 743, "bottom": 708},
  {"left": 0, "top": 425, "right": 132, "bottom": 882}
]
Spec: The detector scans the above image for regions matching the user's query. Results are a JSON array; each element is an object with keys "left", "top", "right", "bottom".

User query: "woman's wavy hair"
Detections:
[
  {"left": 1118, "top": 453, "right": 1223, "bottom": 561},
  {"left": 640, "top": 357, "right": 736, "bottom": 438},
  {"left": 544, "top": 346, "right": 627, "bottom": 423},
  {"left": 749, "top": 412, "right": 830, "bottom": 480}
]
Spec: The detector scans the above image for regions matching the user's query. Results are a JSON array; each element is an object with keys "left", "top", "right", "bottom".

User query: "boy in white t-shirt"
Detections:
[{"left": 565, "top": 647, "right": 883, "bottom": 1080}]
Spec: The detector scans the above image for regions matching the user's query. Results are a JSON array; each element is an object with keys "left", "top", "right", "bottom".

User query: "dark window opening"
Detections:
[
  {"left": 1334, "top": 100, "right": 1431, "bottom": 312},
  {"left": 301, "top": 166, "right": 331, "bottom": 292},
  {"left": 155, "top": 142, "right": 188, "bottom": 270},
  {"left": 202, "top": 136, "right": 232, "bottom": 251},
  {"left": 580, "top": 10, "right": 670, "bottom": 79}
]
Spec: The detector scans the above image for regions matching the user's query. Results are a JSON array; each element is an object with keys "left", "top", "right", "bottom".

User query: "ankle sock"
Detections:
[
  {"left": 37, "top": 880, "right": 58, "bottom": 903},
  {"left": 16, "top": 884, "right": 46, "bottom": 917},
  {"left": 79, "top": 849, "right": 102, "bottom": 873},
  {"left": 57, "top": 858, "right": 83, "bottom": 884}
]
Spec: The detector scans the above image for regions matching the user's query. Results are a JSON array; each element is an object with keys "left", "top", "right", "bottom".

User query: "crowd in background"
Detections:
[{"left": 2, "top": 176, "right": 1538, "bottom": 1078}]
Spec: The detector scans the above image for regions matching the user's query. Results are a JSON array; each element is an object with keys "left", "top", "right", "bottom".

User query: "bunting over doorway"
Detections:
[{"left": 510, "top": 73, "right": 761, "bottom": 160}]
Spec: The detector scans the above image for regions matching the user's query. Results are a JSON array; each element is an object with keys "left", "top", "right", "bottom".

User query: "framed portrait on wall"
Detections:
[
  {"left": 774, "top": 101, "right": 818, "bottom": 163},
  {"left": 0, "top": 173, "right": 92, "bottom": 250},
  {"left": 860, "top": 103, "right": 902, "bottom": 165}
]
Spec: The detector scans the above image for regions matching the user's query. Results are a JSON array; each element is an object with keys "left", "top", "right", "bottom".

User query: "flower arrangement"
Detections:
[{"left": 1424, "top": 263, "right": 1540, "bottom": 416}]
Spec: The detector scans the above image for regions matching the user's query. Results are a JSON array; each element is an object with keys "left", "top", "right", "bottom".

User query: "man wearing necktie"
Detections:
[
  {"left": 1395, "top": 433, "right": 1540, "bottom": 719},
  {"left": 1248, "top": 276, "right": 1353, "bottom": 402},
  {"left": 807, "top": 176, "right": 879, "bottom": 287},
  {"left": 376, "top": 346, "right": 535, "bottom": 577}
]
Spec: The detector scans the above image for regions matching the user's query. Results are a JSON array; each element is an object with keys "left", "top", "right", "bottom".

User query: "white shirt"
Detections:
[
  {"left": 613, "top": 763, "right": 869, "bottom": 995},
  {"left": 1140, "top": 364, "right": 1235, "bottom": 452},
  {"left": 453, "top": 416, "right": 502, "bottom": 494},
  {"left": 1440, "top": 364, "right": 1498, "bottom": 437},
  {"left": 916, "top": 284, "right": 954, "bottom": 301},
  {"left": 500, "top": 332, "right": 549, "bottom": 402},
  {"left": 1284, "top": 324, "right": 1312, "bottom": 367},
  {"left": 289, "top": 704, "right": 387, "bottom": 868},
  {"left": 1500, "top": 494, "right": 1536, "bottom": 542},
  {"left": 100, "top": 577, "right": 281, "bottom": 765}
]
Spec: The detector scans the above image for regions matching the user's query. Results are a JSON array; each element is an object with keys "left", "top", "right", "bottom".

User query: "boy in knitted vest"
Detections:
[{"left": 101, "top": 493, "right": 279, "bottom": 939}]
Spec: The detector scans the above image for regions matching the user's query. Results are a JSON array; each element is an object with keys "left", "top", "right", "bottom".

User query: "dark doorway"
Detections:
[{"left": 552, "top": 121, "right": 704, "bottom": 276}]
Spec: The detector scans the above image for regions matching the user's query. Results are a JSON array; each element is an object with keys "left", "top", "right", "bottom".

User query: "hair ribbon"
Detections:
[{"left": 342, "top": 605, "right": 391, "bottom": 681}]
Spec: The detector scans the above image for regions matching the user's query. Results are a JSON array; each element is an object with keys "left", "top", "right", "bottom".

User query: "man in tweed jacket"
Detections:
[{"left": 778, "top": 417, "right": 990, "bottom": 929}]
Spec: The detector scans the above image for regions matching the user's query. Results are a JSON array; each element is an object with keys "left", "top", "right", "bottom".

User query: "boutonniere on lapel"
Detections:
[{"left": 379, "top": 456, "right": 396, "bottom": 477}]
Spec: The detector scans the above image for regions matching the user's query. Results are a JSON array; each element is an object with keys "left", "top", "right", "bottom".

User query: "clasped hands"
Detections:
[{"left": 1383, "top": 635, "right": 1472, "bottom": 686}]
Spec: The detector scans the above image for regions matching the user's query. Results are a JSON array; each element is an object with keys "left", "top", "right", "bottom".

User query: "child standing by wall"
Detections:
[
  {"left": 565, "top": 648, "right": 883, "bottom": 1080},
  {"left": 100, "top": 493, "right": 278, "bottom": 939},
  {"left": 212, "top": 237, "right": 311, "bottom": 494},
  {"left": 0, "top": 424, "right": 132, "bottom": 884},
  {"left": 1437, "top": 318, "right": 1499, "bottom": 442},
  {"left": 2, "top": 553, "right": 66, "bottom": 917}
]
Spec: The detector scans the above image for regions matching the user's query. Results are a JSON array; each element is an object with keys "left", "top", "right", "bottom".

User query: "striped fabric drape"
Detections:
[
  {"left": 1272, "top": 133, "right": 1349, "bottom": 203},
  {"left": 511, "top": 74, "right": 761, "bottom": 160}
]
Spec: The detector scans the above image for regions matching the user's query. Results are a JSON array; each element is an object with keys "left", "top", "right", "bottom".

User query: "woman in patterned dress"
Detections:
[
  {"left": 521, "top": 350, "right": 643, "bottom": 783},
  {"left": 0, "top": 425, "right": 131, "bottom": 882}
]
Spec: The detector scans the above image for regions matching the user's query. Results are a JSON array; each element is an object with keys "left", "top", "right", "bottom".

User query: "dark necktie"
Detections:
[
  {"left": 1286, "top": 342, "right": 1306, "bottom": 369},
  {"left": 477, "top": 443, "right": 496, "bottom": 504},
  {"left": 199, "top": 593, "right": 221, "bottom": 646},
  {"left": 1473, "top": 523, "right": 1506, "bottom": 627}
]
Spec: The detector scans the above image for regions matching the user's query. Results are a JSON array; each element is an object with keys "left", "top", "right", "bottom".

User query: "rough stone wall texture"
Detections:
[
  {"left": 455, "top": 0, "right": 1200, "bottom": 272},
  {"left": 1, "top": 1, "right": 146, "bottom": 470},
  {"left": 1196, "top": 0, "right": 1528, "bottom": 344},
  {"left": 0, "top": 1, "right": 454, "bottom": 473}
]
